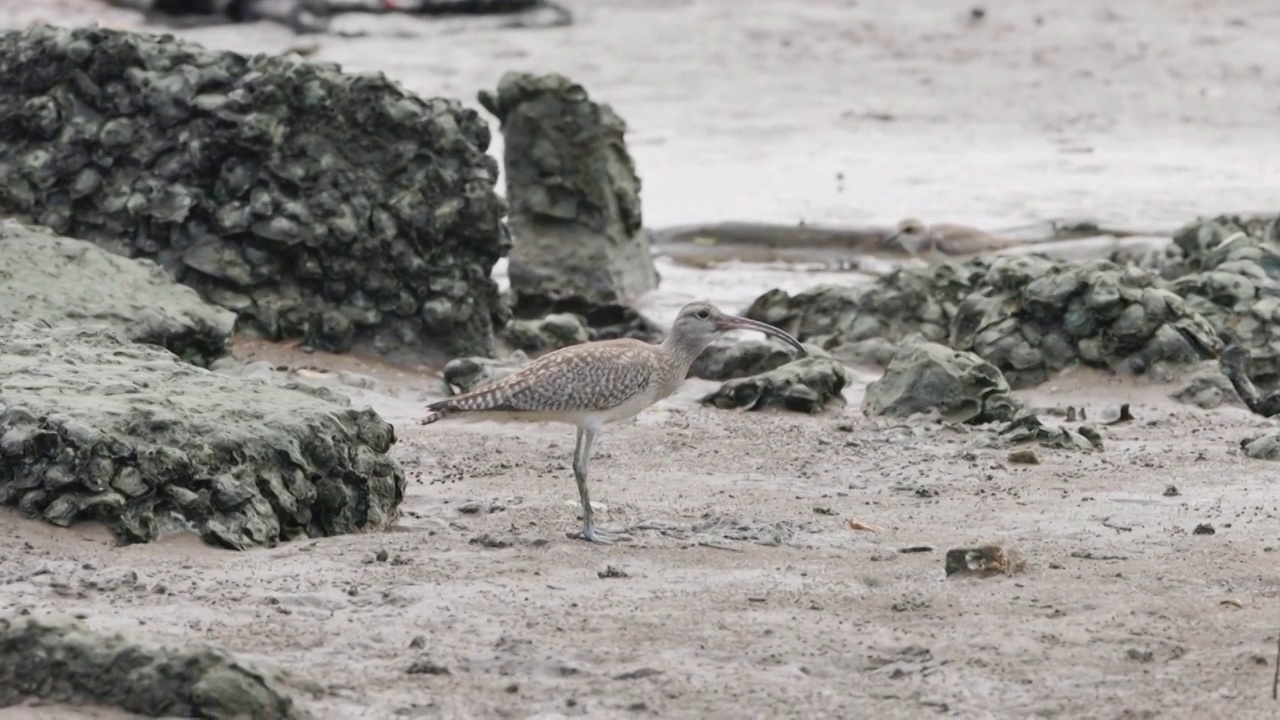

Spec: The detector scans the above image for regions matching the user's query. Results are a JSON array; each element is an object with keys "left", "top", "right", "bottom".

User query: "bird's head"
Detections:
[
  {"left": 666, "top": 301, "right": 807, "bottom": 358},
  {"left": 881, "top": 217, "right": 930, "bottom": 253}
]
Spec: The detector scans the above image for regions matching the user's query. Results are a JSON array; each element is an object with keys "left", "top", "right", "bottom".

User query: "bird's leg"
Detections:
[{"left": 569, "top": 426, "right": 631, "bottom": 544}]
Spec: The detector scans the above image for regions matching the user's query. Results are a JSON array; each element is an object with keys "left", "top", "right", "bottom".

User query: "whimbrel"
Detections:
[
  {"left": 420, "top": 301, "right": 807, "bottom": 544},
  {"left": 881, "top": 218, "right": 1024, "bottom": 262}
]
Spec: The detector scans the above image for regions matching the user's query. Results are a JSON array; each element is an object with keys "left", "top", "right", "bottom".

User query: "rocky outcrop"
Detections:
[
  {"left": 0, "top": 616, "right": 300, "bottom": 718},
  {"left": 0, "top": 220, "right": 235, "bottom": 366},
  {"left": 689, "top": 336, "right": 816, "bottom": 381},
  {"left": 861, "top": 340, "right": 1019, "bottom": 424},
  {"left": 0, "top": 322, "right": 405, "bottom": 549},
  {"left": 479, "top": 72, "right": 659, "bottom": 320},
  {"left": 0, "top": 24, "right": 509, "bottom": 364}
]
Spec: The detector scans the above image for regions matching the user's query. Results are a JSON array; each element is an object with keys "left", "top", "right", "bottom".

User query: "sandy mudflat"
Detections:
[{"left": 2, "top": 0, "right": 1280, "bottom": 718}]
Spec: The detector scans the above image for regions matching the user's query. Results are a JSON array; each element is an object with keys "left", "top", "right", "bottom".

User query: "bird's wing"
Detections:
[{"left": 434, "top": 342, "right": 655, "bottom": 414}]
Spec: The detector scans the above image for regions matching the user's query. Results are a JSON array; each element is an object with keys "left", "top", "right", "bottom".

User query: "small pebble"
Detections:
[
  {"left": 1193, "top": 523, "right": 1215, "bottom": 535},
  {"left": 1008, "top": 449, "right": 1040, "bottom": 464}
]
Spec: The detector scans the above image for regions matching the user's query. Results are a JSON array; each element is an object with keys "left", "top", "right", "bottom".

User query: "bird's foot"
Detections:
[{"left": 569, "top": 524, "right": 633, "bottom": 544}]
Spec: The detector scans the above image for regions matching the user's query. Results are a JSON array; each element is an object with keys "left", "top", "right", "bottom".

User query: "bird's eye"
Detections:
[{"left": 695, "top": 309, "right": 711, "bottom": 320}]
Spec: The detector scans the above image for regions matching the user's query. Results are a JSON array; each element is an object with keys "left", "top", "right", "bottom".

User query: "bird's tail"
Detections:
[{"left": 419, "top": 398, "right": 457, "bottom": 426}]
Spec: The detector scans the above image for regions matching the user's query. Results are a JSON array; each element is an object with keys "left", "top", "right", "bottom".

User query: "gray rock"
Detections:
[
  {"left": 0, "top": 220, "right": 234, "bottom": 367},
  {"left": 443, "top": 351, "right": 527, "bottom": 394},
  {"left": 0, "top": 25, "right": 508, "bottom": 364},
  {"left": 479, "top": 72, "right": 659, "bottom": 315},
  {"left": 1169, "top": 360, "right": 1244, "bottom": 410},
  {"left": 701, "top": 357, "right": 851, "bottom": 414},
  {"left": 994, "top": 413, "right": 1103, "bottom": 451},
  {"left": 862, "top": 340, "right": 1019, "bottom": 424},
  {"left": 689, "top": 336, "right": 819, "bottom": 381},
  {"left": 0, "top": 322, "right": 404, "bottom": 548},
  {"left": 501, "top": 312, "right": 589, "bottom": 354},
  {"left": 0, "top": 616, "right": 299, "bottom": 718}
]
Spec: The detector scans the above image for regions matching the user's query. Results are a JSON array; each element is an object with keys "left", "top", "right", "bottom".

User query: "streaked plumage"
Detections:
[{"left": 420, "top": 300, "right": 807, "bottom": 543}]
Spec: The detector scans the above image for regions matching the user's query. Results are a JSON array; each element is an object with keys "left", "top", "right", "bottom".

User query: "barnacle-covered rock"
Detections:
[
  {"left": 700, "top": 357, "right": 851, "bottom": 414},
  {"left": 0, "top": 25, "right": 508, "bottom": 363},
  {"left": 0, "top": 321, "right": 405, "bottom": 549},
  {"left": 0, "top": 615, "right": 300, "bottom": 718},
  {"left": 742, "top": 262, "right": 987, "bottom": 365},
  {"left": 1163, "top": 215, "right": 1280, "bottom": 390},
  {"left": 479, "top": 72, "right": 659, "bottom": 317},
  {"left": 861, "top": 340, "right": 1019, "bottom": 424},
  {"left": 0, "top": 220, "right": 234, "bottom": 366},
  {"left": 746, "top": 254, "right": 1221, "bottom": 388}
]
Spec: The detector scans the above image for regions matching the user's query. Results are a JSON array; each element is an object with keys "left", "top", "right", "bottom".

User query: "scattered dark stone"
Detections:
[
  {"left": 899, "top": 546, "right": 933, "bottom": 554},
  {"left": 0, "top": 322, "right": 404, "bottom": 548},
  {"left": 701, "top": 357, "right": 851, "bottom": 413},
  {"left": 1008, "top": 449, "right": 1040, "bottom": 464},
  {"left": 811, "top": 507, "right": 836, "bottom": 516},
  {"left": 376, "top": 549, "right": 389, "bottom": 562},
  {"left": 0, "top": 616, "right": 299, "bottom": 718},
  {"left": 862, "top": 340, "right": 1019, "bottom": 423},
  {"left": 1163, "top": 485, "right": 1180, "bottom": 497},
  {"left": 944, "top": 544, "right": 1026, "bottom": 577},
  {"left": 1126, "top": 648, "right": 1155, "bottom": 663},
  {"left": 469, "top": 533, "right": 511, "bottom": 549},
  {"left": 406, "top": 659, "right": 450, "bottom": 675},
  {"left": 1192, "top": 523, "right": 1216, "bottom": 535},
  {"left": 408, "top": 636, "right": 426, "bottom": 650},
  {"left": 597, "top": 565, "right": 628, "bottom": 579},
  {"left": 613, "top": 667, "right": 662, "bottom": 681},
  {"left": 479, "top": 72, "right": 659, "bottom": 318},
  {"left": 0, "top": 222, "right": 235, "bottom": 367},
  {"left": 0, "top": 25, "right": 509, "bottom": 364},
  {"left": 457, "top": 502, "right": 483, "bottom": 515}
]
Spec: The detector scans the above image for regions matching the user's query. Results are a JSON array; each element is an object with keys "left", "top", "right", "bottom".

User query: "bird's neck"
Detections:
[{"left": 660, "top": 332, "right": 711, "bottom": 380}]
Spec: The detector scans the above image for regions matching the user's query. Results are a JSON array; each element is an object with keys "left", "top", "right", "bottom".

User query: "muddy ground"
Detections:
[{"left": 3, "top": 0, "right": 1280, "bottom": 718}]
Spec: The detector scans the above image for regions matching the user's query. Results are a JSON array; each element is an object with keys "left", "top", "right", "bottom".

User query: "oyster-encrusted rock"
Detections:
[
  {"left": 0, "top": 220, "right": 234, "bottom": 366},
  {"left": 1162, "top": 215, "right": 1280, "bottom": 390},
  {"left": 0, "top": 616, "right": 300, "bottom": 718},
  {"left": 0, "top": 321, "right": 404, "bottom": 549},
  {"left": 479, "top": 72, "right": 659, "bottom": 317},
  {"left": 0, "top": 24, "right": 509, "bottom": 363},
  {"left": 951, "top": 257, "right": 1221, "bottom": 388},
  {"left": 861, "top": 340, "right": 1019, "bottom": 424}
]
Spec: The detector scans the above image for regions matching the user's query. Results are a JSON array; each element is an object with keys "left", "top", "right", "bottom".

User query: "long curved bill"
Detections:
[{"left": 717, "top": 315, "right": 808, "bottom": 357}]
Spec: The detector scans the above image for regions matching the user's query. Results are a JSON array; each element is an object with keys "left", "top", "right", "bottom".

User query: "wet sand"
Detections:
[{"left": 3, "top": 0, "right": 1280, "bottom": 717}]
